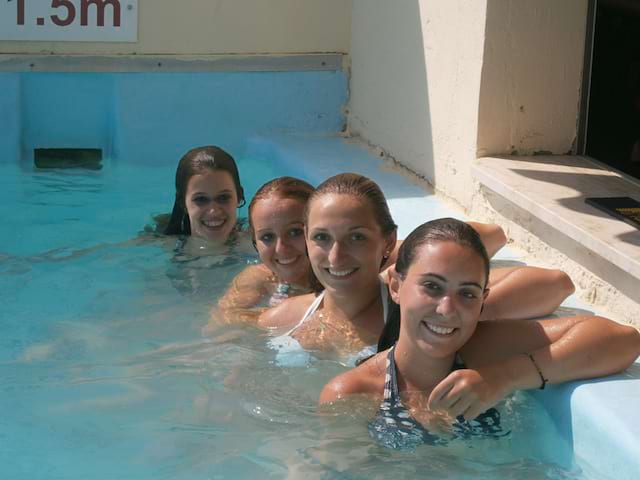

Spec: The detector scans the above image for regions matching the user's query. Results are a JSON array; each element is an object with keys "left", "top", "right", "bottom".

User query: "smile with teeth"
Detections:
[
  {"left": 423, "top": 322, "right": 456, "bottom": 335},
  {"left": 202, "top": 219, "right": 225, "bottom": 228},
  {"left": 326, "top": 267, "right": 357, "bottom": 277}
]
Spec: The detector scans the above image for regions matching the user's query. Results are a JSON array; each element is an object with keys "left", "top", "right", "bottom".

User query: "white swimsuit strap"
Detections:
[
  {"left": 285, "top": 290, "right": 325, "bottom": 336},
  {"left": 286, "top": 278, "right": 386, "bottom": 337}
]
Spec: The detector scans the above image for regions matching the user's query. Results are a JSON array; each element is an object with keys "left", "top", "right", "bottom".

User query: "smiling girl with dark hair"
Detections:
[{"left": 165, "top": 146, "right": 245, "bottom": 243}]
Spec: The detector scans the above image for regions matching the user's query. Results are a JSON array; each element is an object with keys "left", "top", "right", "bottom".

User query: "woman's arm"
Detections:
[
  {"left": 384, "top": 223, "right": 506, "bottom": 271},
  {"left": 428, "top": 316, "right": 640, "bottom": 420},
  {"left": 207, "top": 265, "right": 270, "bottom": 328},
  {"left": 466, "top": 315, "right": 640, "bottom": 375},
  {"left": 482, "top": 266, "right": 575, "bottom": 320},
  {"left": 466, "top": 221, "right": 507, "bottom": 258}
]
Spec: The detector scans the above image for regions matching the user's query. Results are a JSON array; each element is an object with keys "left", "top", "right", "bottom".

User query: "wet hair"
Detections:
[
  {"left": 305, "top": 173, "right": 397, "bottom": 236},
  {"left": 248, "top": 176, "right": 315, "bottom": 235},
  {"left": 395, "top": 217, "right": 490, "bottom": 285},
  {"left": 165, "top": 146, "right": 245, "bottom": 236},
  {"left": 377, "top": 218, "right": 490, "bottom": 352}
]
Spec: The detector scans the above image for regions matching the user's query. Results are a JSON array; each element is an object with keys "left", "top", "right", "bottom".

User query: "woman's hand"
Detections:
[{"left": 426, "top": 364, "right": 512, "bottom": 421}]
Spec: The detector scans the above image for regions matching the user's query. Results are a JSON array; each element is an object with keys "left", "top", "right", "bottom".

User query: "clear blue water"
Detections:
[{"left": 1, "top": 159, "right": 585, "bottom": 479}]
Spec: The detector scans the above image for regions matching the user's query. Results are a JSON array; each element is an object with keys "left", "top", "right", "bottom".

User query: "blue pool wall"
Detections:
[
  {"left": 0, "top": 73, "right": 21, "bottom": 164},
  {"left": 0, "top": 71, "right": 347, "bottom": 166}
]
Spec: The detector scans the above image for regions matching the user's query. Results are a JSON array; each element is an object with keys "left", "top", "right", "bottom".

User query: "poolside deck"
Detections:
[{"left": 473, "top": 155, "right": 640, "bottom": 328}]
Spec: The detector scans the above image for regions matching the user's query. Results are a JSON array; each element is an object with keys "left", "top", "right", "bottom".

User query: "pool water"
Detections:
[{"left": 1, "top": 159, "right": 585, "bottom": 479}]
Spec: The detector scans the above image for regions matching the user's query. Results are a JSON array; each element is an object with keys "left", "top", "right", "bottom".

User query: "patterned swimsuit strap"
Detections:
[{"left": 383, "top": 344, "right": 401, "bottom": 402}]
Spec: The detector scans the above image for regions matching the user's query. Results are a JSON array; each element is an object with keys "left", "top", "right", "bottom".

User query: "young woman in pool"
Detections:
[
  {"left": 258, "top": 173, "right": 575, "bottom": 365},
  {"left": 319, "top": 218, "right": 640, "bottom": 449},
  {"left": 212, "top": 177, "right": 317, "bottom": 324},
  {"left": 164, "top": 145, "right": 246, "bottom": 247}
]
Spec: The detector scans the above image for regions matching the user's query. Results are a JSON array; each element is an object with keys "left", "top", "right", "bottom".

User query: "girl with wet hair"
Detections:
[
  {"left": 209, "top": 177, "right": 318, "bottom": 325},
  {"left": 319, "top": 218, "right": 640, "bottom": 450},
  {"left": 165, "top": 146, "right": 245, "bottom": 243},
  {"left": 259, "top": 173, "right": 575, "bottom": 366}
]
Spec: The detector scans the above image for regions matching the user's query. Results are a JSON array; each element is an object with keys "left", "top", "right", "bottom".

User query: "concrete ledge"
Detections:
[
  {"left": 0, "top": 53, "right": 345, "bottom": 73},
  {"left": 472, "top": 155, "right": 640, "bottom": 307}
]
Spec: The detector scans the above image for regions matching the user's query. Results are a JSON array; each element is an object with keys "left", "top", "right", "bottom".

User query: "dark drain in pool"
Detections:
[{"left": 34, "top": 148, "right": 103, "bottom": 170}]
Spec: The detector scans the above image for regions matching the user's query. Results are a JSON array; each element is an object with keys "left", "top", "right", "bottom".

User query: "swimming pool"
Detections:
[
  {"left": 1, "top": 147, "right": 585, "bottom": 479},
  {"left": 1, "top": 69, "right": 638, "bottom": 479}
]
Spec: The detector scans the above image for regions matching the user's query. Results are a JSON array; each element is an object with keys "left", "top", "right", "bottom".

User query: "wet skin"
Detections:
[
  {"left": 393, "top": 241, "right": 488, "bottom": 360},
  {"left": 306, "top": 194, "right": 395, "bottom": 297}
]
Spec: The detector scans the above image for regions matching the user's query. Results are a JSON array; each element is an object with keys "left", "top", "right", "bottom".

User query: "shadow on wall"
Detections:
[{"left": 349, "top": 0, "right": 434, "bottom": 183}]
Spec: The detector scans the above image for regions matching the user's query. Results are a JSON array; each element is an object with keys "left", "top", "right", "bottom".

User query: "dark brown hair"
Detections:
[
  {"left": 394, "top": 217, "right": 490, "bottom": 285},
  {"left": 165, "top": 146, "right": 245, "bottom": 235}
]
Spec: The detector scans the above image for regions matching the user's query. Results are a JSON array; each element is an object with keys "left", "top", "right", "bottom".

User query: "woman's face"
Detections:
[
  {"left": 306, "top": 193, "right": 395, "bottom": 295},
  {"left": 251, "top": 196, "right": 309, "bottom": 285},
  {"left": 184, "top": 169, "right": 239, "bottom": 241},
  {"left": 391, "top": 241, "right": 487, "bottom": 358}
]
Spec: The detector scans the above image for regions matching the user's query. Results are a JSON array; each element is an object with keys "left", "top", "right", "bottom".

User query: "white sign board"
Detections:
[{"left": 0, "top": 0, "right": 137, "bottom": 42}]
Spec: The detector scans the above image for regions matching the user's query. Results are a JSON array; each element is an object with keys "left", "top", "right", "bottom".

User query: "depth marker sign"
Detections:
[{"left": 0, "top": 0, "right": 138, "bottom": 42}]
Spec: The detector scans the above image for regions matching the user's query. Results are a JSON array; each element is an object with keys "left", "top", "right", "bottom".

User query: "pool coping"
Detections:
[
  {"left": 0, "top": 53, "right": 345, "bottom": 73},
  {"left": 472, "top": 154, "right": 640, "bottom": 328}
]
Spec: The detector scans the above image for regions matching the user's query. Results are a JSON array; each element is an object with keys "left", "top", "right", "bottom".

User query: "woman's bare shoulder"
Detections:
[
  {"left": 319, "top": 351, "right": 387, "bottom": 404},
  {"left": 233, "top": 263, "right": 273, "bottom": 288},
  {"left": 257, "top": 292, "right": 317, "bottom": 330}
]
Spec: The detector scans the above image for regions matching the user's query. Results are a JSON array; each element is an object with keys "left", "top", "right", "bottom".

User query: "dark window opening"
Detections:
[
  {"left": 585, "top": 0, "right": 640, "bottom": 180},
  {"left": 34, "top": 148, "right": 103, "bottom": 170}
]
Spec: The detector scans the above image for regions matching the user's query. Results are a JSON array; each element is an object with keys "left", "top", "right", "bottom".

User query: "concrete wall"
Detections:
[
  {"left": 0, "top": 0, "right": 351, "bottom": 55},
  {"left": 349, "top": 0, "right": 487, "bottom": 206},
  {"left": 349, "top": 0, "right": 588, "bottom": 208},
  {"left": 477, "top": 0, "right": 589, "bottom": 157}
]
